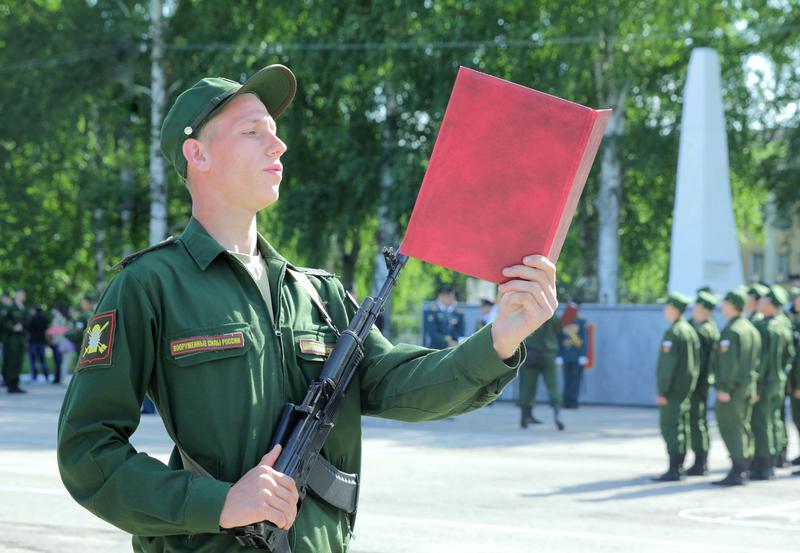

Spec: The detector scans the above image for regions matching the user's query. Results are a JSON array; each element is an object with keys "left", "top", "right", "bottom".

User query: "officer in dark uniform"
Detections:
[
  {"left": 423, "top": 285, "right": 465, "bottom": 349},
  {"left": 0, "top": 289, "right": 10, "bottom": 390},
  {"left": 520, "top": 313, "right": 564, "bottom": 430},
  {"left": 558, "top": 302, "right": 588, "bottom": 409}
]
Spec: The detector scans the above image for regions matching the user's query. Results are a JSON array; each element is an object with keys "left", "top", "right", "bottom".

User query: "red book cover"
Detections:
[{"left": 400, "top": 67, "right": 611, "bottom": 284}]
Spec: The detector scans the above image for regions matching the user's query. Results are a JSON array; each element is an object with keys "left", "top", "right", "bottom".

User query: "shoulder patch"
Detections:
[
  {"left": 720, "top": 339, "right": 731, "bottom": 353},
  {"left": 661, "top": 340, "right": 673, "bottom": 353},
  {"left": 114, "top": 237, "right": 177, "bottom": 269},
  {"left": 294, "top": 266, "right": 335, "bottom": 278},
  {"left": 77, "top": 311, "right": 116, "bottom": 370}
]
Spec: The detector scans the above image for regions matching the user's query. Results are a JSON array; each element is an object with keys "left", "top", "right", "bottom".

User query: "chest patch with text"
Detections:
[
  {"left": 170, "top": 332, "right": 245, "bottom": 357},
  {"left": 298, "top": 338, "right": 335, "bottom": 358}
]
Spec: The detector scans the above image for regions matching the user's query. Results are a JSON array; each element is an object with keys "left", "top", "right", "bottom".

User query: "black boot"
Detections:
[
  {"left": 520, "top": 407, "right": 530, "bottom": 428},
  {"left": 530, "top": 408, "right": 543, "bottom": 424},
  {"left": 791, "top": 455, "right": 800, "bottom": 466},
  {"left": 652, "top": 454, "right": 684, "bottom": 482},
  {"left": 776, "top": 448, "right": 787, "bottom": 468},
  {"left": 750, "top": 456, "right": 774, "bottom": 480},
  {"left": 686, "top": 451, "right": 708, "bottom": 476},
  {"left": 553, "top": 405, "right": 565, "bottom": 431},
  {"left": 712, "top": 460, "right": 748, "bottom": 486}
]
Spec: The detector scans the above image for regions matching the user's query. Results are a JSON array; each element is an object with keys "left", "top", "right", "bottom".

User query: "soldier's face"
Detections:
[
  {"left": 721, "top": 300, "right": 737, "bottom": 319},
  {"left": 744, "top": 296, "right": 757, "bottom": 312},
  {"left": 757, "top": 296, "right": 772, "bottom": 315},
  {"left": 794, "top": 296, "right": 800, "bottom": 312},
  {"left": 201, "top": 94, "right": 287, "bottom": 212},
  {"left": 15, "top": 291, "right": 25, "bottom": 303}
]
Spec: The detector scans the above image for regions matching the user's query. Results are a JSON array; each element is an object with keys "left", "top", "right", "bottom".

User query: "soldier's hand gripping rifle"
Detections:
[{"left": 231, "top": 248, "right": 408, "bottom": 552}]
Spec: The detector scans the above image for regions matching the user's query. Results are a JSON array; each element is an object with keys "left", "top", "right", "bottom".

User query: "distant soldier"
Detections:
[
  {"left": 652, "top": 292, "right": 700, "bottom": 482},
  {"left": 790, "top": 287, "right": 800, "bottom": 470},
  {"left": 711, "top": 289, "right": 760, "bottom": 486},
  {"left": 558, "top": 301, "right": 589, "bottom": 409},
  {"left": 422, "top": 286, "right": 464, "bottom": 349},
  {"left": 751, "top": 285, "right": 795, "bottom": 480},
  {"left": 685, "top": 290, "right": 720, "bottom": 476},
  {"left": 2, "top": 288, "right": 29, "bottom": 394},
  {"left": 0, "top": 289, "right": 10, "bottom": 389},
  {"left": 67, "top": 293, "right": 95, "bottom": 358},
  {"left": 745, "top": 283, "right": 768, "bottom": 324},
  {"left": 520, "top": 313, "right": 564, "bottom": 430}
]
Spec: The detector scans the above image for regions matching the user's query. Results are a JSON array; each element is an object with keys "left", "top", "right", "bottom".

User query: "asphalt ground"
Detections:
[{"left": 1, "top": 380, "right": 798, "bottom": 553}]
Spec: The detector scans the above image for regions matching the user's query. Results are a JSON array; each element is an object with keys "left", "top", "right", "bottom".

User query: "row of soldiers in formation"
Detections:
[
  {"left": 655, "top": 284, "right": 800, "bottom": 486},
  {"left": 0, "top": 288, "right": 95, "bottom": 393}
]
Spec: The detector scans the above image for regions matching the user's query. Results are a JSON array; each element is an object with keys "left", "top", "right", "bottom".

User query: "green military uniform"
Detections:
[
  {"left": 2, "top": 299, "right": 28, "bottom": 393},
  {"left": 711, "top": 289, "right": 760, "bottom": 485},
  {"left": 57, "top": 219, "right": 523, "bottom": 553},
  {"left": 751, "top": 285, "right": 795, "bottom": 479},
  {"left": 653, "top": 292, "right": 700, "bottom": 481},
  {"left": 687, "top": 291, "right": 720, "bottom": 475},
  {"left": 790, "top": 290, "right": 800, "bottom": 468},
  {"left": 519, "top": 314, "right": 563, "bottom": 429}
]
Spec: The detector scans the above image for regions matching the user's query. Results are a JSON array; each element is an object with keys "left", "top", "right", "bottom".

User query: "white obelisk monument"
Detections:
[{"left": 668, "top": 48, "right": 744, "bottom": 295}]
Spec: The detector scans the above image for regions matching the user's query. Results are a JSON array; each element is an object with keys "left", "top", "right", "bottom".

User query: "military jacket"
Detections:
[
  {"left": 711, "top": 316, "right": 760, "bottom": 393},
  {"left": 792, "top": 315, "right": 800, "bottom": 390},
  {"left": 691, "top": 318, "right": 720, "bottom": 384},
  {"left": 422, "top": 303, "right": 465, "bottom": 349},
  {"left": 2, "top": 302, "right": 28, "bottom": 342},
  {"left": 757, "top": 315, "right": 794, "bottom": 397},
  {"left": 558, "top": 317, "right": 588, "bottom": 363},
  {"left": 57, "top": 218, "right": 521, "bottom": 553},
  {"left": 656, "top": 318, "right": 700, "bottom": 400},
  {"left": 523, "top": 314, "right": 563, "bottom": 357}
]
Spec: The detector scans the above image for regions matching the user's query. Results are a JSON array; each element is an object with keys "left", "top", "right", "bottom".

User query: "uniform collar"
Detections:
[{"left": 180, "top": 217, "right": 289, "bottom": 271}]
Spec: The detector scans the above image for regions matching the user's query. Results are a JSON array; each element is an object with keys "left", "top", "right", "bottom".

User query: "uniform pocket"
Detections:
[{"left": 166, "top": 322, "right": 252, "bottom": 367}]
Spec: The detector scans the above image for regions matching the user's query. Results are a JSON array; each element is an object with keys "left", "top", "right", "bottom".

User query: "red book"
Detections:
[{"left": 400, "top": 67, "right": 611, "bottom": 284}]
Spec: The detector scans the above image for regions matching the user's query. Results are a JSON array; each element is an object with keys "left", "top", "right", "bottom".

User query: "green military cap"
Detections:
[
  {"left": 695, "top": 290, "right": 718, "bottom": 310},
  {"left": 663, "top": 291, "right": 692, "bottom": 311},
  {"left": 696, "top": 285, "right": 713, "bottom": 294},
  {"left": 723, "top": 288, "right": 747, "bottom": 310},
  {"left": 82, "top": 292, "right": 95, "bottom": 303},
  {"left": 766, "top": 284, "right": 789, "bottom": 307},
  {"left": 160, "top": 64, "right": 297, "bottom": 179},
  {"left": 747, "top": 283, "right": 769, "bottom": 299}
]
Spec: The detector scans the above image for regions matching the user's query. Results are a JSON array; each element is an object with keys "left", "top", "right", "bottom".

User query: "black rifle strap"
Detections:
[{"left": 287, "top": 268, "right": 340, "bottom": 336}]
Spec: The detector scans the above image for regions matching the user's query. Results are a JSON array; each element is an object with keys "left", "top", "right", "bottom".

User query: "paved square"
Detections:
[{"left": 1, "top": 383, "right": 797, "bottom": 552}]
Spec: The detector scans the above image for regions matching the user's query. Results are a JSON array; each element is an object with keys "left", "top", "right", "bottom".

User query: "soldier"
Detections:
[
  {"left": 422, "top": 285, "right": 465, "bottom": 349},
  {"left": 652, "top": 292, "right": 700, "bottom": 482},
  {"left": 558, "top": 301, "right": 589, "bottom": 409},
  {"left": 790, "top": 287, "right": 800, "bottom": 469},
  {"left": 686, "top": 290, "right": 720, "bottom": 476},
  {"left": 0, "top": 289, "right": 10, "bottom": 389},
  {"left": 751, "top": 285, "right": 795, "bottom": 480},
  {"left": 2, "top": 288, "right": 29, "bottom": 394},
  {"left": 745, "top": 283, "right": 768, "bottom": 324},
  {"left": 520, "top": 313, "right": 564, "bottom": 430},
  {"left": 710, "top": 289, "right": 760, "bottom": 486},
  {"left": 56, "top": 64, "right": 558, "bottom": 553}
]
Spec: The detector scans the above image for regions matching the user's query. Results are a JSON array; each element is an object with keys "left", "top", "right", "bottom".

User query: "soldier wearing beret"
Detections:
[
  {"left": 56, "top": 64, "right": 559, "bottom": 553},
  {"left": 685, "top": 290, "right": 720, "bottom": 476},
  {"left": 710, "top": 289, "right": 760, "bottom": 486},
  {"left": 750, "top": 285, "right": 795, "bottom": 480},
  {"left": 652, "top": 292, "right": 700, "bottom": 482}
]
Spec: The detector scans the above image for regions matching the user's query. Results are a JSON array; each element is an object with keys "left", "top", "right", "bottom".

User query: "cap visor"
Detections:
[{"left": 237, "top": 64, "right": 297, "bottom": 119}]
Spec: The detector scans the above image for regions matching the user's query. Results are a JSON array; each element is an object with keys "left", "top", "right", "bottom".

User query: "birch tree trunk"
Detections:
[
  {"left": 148, "top": 0, "right": 168, "bottom": 245},
  {"left": 597, "top": 105, "right": 624, "bottom": 304}
]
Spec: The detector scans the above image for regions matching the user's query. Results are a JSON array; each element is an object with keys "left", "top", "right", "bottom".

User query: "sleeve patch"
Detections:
[
  {"left": 661, "top": 340, "right": 673, "bottom": 353},
  {"left": 78, "top": 311, "right": 117, "bottom": 369},
  {"left": 720, "top": 339, "right": 731, "bottom": 352}
]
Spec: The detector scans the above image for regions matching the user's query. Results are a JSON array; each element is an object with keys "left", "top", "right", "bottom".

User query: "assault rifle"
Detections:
[{"left": 231, "top": 247, "right": 408, "bottom": 551}]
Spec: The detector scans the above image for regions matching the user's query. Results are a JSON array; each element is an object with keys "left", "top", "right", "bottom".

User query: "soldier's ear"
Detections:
[{"left": 182, "top": 139, "right": 211, "bottom": 173}]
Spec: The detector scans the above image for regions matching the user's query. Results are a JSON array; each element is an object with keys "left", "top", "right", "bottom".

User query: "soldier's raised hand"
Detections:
[{"left": 491, "top": 255, "right": 558, "bottom": 360}]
